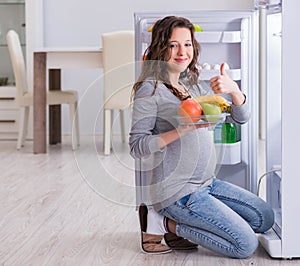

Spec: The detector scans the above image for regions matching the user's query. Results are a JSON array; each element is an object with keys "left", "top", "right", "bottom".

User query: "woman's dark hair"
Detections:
[{"left": 132, "top": 16, "right": 200, "bottom": 100}]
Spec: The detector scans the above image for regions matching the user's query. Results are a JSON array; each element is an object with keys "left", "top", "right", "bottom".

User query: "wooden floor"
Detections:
[{"left": 1, "top": 136, "right": 299, "bottom": 266}]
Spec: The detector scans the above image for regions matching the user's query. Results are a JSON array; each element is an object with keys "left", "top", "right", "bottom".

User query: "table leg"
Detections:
[
  {"left": 33, "top": 52, "right": 47, "bottom": 154},
  {"left": 49, "top": 69, "right": 62, "bottom": 144}
]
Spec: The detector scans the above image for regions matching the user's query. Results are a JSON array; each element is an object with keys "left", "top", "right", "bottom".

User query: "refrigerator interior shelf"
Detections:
[
  {"left": 215, "top": 141, "right": 241, "bottom": 165},
  {"left": 195, "top": 31, "right": 241, "bottom": 43},
  {"left": 200, "top": 69, "right": 241, "bottom": 81},
  {"left": 141, "top": 31, "right": 241, "bottom": 44}
]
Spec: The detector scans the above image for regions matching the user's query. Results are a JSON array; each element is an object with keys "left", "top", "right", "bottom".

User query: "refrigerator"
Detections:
[
  {"left": 134, "top": 10, "right": 259, "bottom": 205},
  {"left": 134, "top": 0, "right": 300, "bottom": 259}
]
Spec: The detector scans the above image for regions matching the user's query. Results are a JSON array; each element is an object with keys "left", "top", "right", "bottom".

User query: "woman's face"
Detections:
[{"left": 166, "top": 27, "right": 194, "bottom": 74}]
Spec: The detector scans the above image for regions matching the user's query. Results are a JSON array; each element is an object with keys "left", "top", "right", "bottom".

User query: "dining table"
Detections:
[{"left": 33, "top": 47, "right": 103, "bottom": 154}]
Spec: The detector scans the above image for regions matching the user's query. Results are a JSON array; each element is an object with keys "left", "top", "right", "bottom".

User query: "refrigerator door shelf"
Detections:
[
  {"left": 200, "top": 69, "right": 241, "bottom": 81},
  {"left": 215, "top": 141, "right": 241, "bottom": 165},
  {"left": 267, "top": 171, "right": 282, "bottom": 238},
  {"left": 141, "top": 31, "right": 241, "bottom": 44}
]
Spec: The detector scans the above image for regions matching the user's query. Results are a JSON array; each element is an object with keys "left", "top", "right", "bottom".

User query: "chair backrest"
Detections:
[
  {"left": 6, "top": 30, "right": 29, "bottom": 105},
  {"left": 101, "top": 30, "right": 135, "bottom": 110}
]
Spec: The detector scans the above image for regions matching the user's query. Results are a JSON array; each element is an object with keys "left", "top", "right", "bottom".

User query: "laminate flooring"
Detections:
[{"left": 0, "top": 136, "right": 299, "bottom": 266}]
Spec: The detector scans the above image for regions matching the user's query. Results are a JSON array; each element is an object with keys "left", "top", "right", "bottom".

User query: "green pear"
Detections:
[{"left": 200, "top": 103, "right": 222, "bottom": 122}]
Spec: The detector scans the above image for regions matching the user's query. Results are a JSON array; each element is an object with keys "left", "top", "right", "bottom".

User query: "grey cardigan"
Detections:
[{"left": 129, "top": 80, "right": 250, "bottom": 211}]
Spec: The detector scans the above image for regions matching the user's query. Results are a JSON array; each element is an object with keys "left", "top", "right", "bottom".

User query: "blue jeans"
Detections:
[{"left": 159, "top": 178, "right": 274, "bottom": 259}]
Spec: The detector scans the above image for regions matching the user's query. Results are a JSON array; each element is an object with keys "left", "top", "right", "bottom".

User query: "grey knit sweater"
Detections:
[{"left": 129, "top": 80, "right": 250, "bottom": 211}]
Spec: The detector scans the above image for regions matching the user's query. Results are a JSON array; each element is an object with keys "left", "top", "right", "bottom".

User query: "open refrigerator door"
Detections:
[{"left": 255, "top": 0, "right": 300, "bottom": 259}]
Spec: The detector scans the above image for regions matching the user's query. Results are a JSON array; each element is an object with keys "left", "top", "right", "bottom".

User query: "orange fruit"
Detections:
[{"left": 178, "top": 99, "right": 202, "bottom": 123}]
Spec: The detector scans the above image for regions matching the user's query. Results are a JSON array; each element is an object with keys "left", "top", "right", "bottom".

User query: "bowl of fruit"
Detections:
[{"left": 176, "top": 95, "right": 230, "bottom": 125}]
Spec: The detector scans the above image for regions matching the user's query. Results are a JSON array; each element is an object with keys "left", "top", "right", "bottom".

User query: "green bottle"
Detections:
[{"left": 222, "top": 123, "right": 237, "bottom": 143}]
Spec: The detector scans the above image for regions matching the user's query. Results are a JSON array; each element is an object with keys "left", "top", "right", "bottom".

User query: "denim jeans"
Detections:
[{"left": 159, "top": 178, "right": 274, "bottom": 259}]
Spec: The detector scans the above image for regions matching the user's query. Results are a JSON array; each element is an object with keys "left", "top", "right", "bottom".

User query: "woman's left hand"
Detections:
[{"left": 209, "top": 63, "right": 245, "bottom": 106}]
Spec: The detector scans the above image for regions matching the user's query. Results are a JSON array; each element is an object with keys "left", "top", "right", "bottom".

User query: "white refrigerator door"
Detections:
[
  {"left": 258, "top": 11, "right": 282, "bottom": 258},
  {"left": 260, "top": 0, "right": 300, "bottom": 259}
]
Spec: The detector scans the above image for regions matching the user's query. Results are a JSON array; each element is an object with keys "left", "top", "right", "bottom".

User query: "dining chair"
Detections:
[
  {"left": 101, "top": 30, "right": 135, "bottom": 155},
  {"left": 6, "top": 29, "right": 80, "bottom": 150}
]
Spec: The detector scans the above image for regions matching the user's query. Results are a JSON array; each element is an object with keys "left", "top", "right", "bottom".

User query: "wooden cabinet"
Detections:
[{"left": 0, "top": 86, "right": 19, "bottom": 139}]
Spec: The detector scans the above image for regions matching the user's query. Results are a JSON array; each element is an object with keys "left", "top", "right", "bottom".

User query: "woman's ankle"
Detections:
[{"left": 165, "top": 217, "right": 177, "bottom": 234}]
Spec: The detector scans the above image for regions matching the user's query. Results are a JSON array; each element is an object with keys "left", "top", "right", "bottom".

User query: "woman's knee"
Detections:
[
  {"left": 256, "top": 202, "right": 275, "bottom": 233},
  {"left": 234, "top": 232, "right": 258, "bottom": 259}
]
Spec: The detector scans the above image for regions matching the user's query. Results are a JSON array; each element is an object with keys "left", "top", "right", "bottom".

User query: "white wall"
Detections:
[
  {"left": 29, "top": 0, "right": 254, "bottom": 135},
  {"left": 43, "top": 0, "right": 254, "bottom": 47}
]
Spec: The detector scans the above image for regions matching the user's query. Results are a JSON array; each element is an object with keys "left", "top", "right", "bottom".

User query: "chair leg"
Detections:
[
  {"left": 120, "top": 110, "right": 126, "bottom": 143},
  {"left": 74, "top": 102, "right": 80, "bottom": 147},
  {"left": 110, "top": 109, "right": 114, "bottom": 129},
  {"left": 69, "top": 102, "right": 80, "bottom": 150},
  {"left": 104, "top": 109, "right": 111, "bottom": 155},
  {"left": 17, "top": 106, "right": 29, "bottom": 149}
]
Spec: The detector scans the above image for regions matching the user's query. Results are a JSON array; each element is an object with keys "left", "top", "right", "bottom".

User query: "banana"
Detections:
[{"left": 193, "top": 95, "right": 231, "bottom": 112}]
